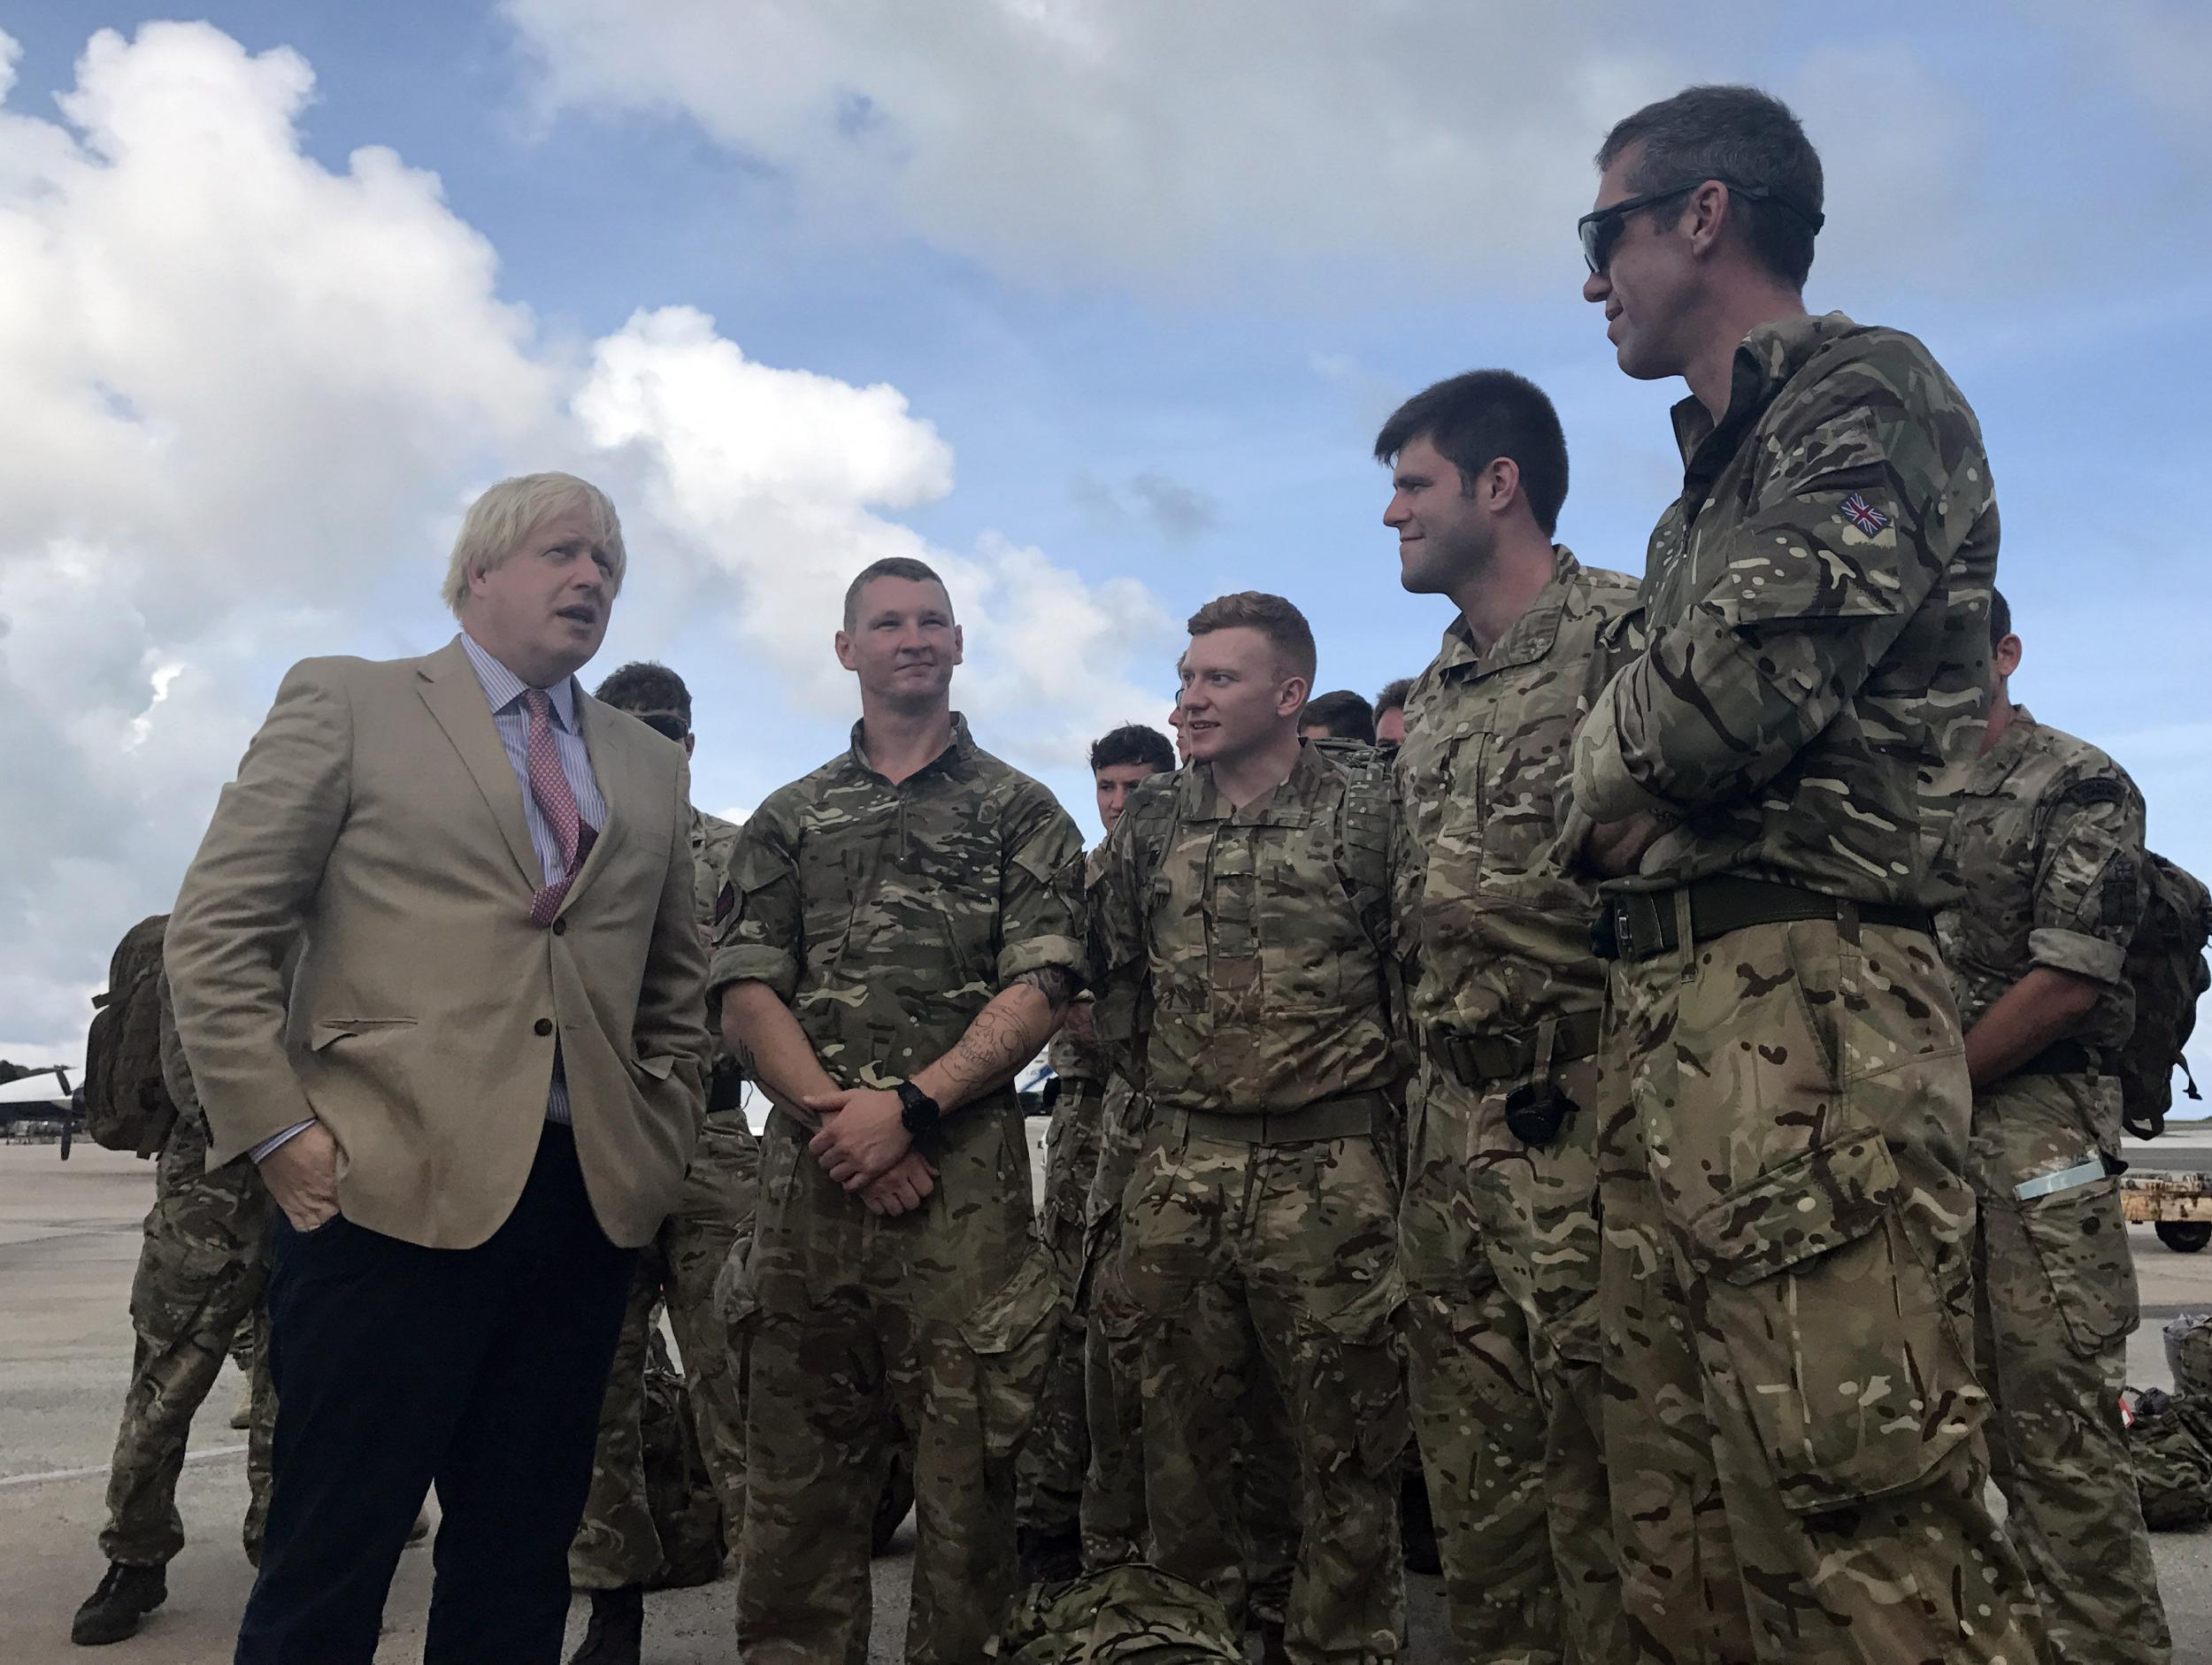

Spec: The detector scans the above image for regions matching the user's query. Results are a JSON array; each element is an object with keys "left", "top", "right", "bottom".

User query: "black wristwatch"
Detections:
[{"left": 895, "top": 1079, "right": 941, "bottom": 1138}]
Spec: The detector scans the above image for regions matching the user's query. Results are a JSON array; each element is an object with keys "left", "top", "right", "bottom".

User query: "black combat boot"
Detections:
[
  {"left": 567, "top": 1584, "right": 643, "bottom": 1665},
  {"left": 70, "top": 1562, "right": 168, "bottom": 1646},
  {"left": 1256, "top": 1618, "right": 1293, "bottom": 1665}
]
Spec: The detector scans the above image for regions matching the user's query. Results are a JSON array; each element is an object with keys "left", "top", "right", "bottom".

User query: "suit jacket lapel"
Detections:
[
  {"left": 416, "top": 641, "right": 541, "bottom": 887},
  {"left": 560, "top": 690, "right": 628, "bottom": 917}
]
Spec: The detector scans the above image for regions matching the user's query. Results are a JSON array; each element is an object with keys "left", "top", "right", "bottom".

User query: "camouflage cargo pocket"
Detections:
[
  {"left": 962, "top": 1247, "right": 1061, "bottom": 1466},
  {"left": 2004, "top": 1174, "right": 2138, "bottom": 1356},
  {"left": 1301, "top": 1271, "right": 1409, "bottom": 1478},
  {"left": 1686, "top": 1128, "right": 1980, "bottom": 1515}
]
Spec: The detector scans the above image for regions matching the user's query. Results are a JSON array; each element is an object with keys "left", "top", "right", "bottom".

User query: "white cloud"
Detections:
[
  {"left": 496, "top": 0, "right": 2029, "bottom": 303},
  {"left": 576, "top": 303, "right": 1176, "bottom": 749},
  {"left": 501, "top": 0, "right": 1699, "bottom": 288},
  {"left": 0, "top": 22, "right": 1170, "bottom": 1063}
]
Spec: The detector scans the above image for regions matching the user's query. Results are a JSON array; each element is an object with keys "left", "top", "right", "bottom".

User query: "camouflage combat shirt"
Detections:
[
  {"left": 709, "top": 714, "right": 1086, "bottom": 1321},
  {"left": 1935, "top": 707, "right": 2147, "bottom": 1053},
  {"left": 690, "top": 806, "right": 750, "bottom": 1092},
  {"left": 1395, "top": 547, "right": 1643, "bottom": 1040},
  {"left": 1570, "top": 312, "right": 2000, "bottom": 908},
  {"left": 1090, "top": 740, "right": 1405, "bottom": 1116},
  {"left": 1045, "top": 848, "right": 1112, "bottom": 1088}
]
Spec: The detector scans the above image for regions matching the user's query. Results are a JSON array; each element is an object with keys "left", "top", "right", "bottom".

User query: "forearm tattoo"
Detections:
[
  {"left": 1013, "top": 965, "right": 1079, "bottom": 1009},
  {"left": 953, "top": 1004, "right": 1035, "bottom": 1087}
]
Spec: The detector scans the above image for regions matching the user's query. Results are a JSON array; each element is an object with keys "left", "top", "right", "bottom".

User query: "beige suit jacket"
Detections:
[{"left": 166, "top": 639, "right": 710, "bottom": 1249}]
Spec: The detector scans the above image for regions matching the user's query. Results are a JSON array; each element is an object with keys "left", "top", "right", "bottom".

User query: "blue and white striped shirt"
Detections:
[
  {"left": 458, "top": 631, "right": 606, "bottom": 1125},
  {"left": 251, "top": 635, "right": 609, "bottom": 1161}
]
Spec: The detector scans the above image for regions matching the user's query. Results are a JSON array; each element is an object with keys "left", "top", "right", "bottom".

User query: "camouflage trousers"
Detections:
[
  {"left": 99, "top": 1109, "right": 274, "bottom": 1567},
  {"left": 733, "top": 1249, "right": 1058, "bottom": 1665},
  {"left": 1597, "top": 914, "right": 2041, "bottom": 1663},
  {"left": 1120, "top": 1119, "right": 1406, "bottom": 1665},
  {"left": 1401, "top": 1057, "right": 1624, "bottom": 1665},
  {"left": 1021, "top": 1078, "right": 1107, "bottom": 1544},
  {"left": 1971, "top": 1075, "right": 2171, "bottom": 1664},
  {"left": 571, "top": 1114, "right": 758, "bottom": 1589}
]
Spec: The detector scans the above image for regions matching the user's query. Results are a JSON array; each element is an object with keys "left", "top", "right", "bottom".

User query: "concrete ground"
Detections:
[{"left": 4, "top": 1130, "right": 2210, "bottom": 1664}]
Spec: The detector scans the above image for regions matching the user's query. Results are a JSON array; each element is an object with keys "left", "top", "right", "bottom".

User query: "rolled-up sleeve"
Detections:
[
  {"left": 708, "top": 797, "right": 803, "bottom": 1002},
  {"left": 2029, "top": 775, "right": 2147, "bottom": 987},
  {"left": 996, "top": 788, "right": 1087, "bottom": 986}
]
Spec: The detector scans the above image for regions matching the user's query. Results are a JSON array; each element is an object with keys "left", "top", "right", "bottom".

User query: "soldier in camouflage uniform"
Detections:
[
  {"left": 1019, "top": 724, "right": 1178, "bottom": 1582},
  {"left": 1091, "top": 593, "right": 1408, "bottom": 1665},
  {"left": 1376, "top": 370, "right": 1638, "bottom": 1665},
  {"left": 72, "top": 977, "right": 274, "bottom": 1647},
  {"left": 714, "top": 556, "right": 1085, "bottom": 1665},
  {"left": 568, "top": 663, "right": 762, "bottom": 1665},
  {"left": 1567, "top": 87, "right": 2041, "bottom": 1661},
  {"left": 1936, "top": 595, "right": 2171, "bottom": 1664}
]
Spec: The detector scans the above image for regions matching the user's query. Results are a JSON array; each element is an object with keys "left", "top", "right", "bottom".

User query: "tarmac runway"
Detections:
[{"left": 4, "top": 1130, "right": 2208, "bottom": 1663}]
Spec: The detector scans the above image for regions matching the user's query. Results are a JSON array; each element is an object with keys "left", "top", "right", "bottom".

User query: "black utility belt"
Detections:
[
  {"left": 1426, "top": 1010, "right": 1601, "bottom": 1090},
  {"left": 1176, "top": 1091, "right": 1387, "bottom": 1146},
  {"left": 1592, "top": 875, "right": 1934, "bottom": 963}
]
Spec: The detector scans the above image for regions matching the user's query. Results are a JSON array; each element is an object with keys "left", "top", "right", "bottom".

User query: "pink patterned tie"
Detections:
[{"left": 525, "top": 688, "right": 596, "bottom": 927}]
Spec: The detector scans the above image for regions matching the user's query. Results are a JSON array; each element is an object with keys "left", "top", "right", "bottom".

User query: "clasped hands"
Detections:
[{"left": 804, "top": 1084, "right": 936, "bottom": 1216}]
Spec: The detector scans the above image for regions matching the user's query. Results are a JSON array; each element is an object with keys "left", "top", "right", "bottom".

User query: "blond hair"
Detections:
[{"left": 442, "top": 473, "right": 626, "bottom": 619}]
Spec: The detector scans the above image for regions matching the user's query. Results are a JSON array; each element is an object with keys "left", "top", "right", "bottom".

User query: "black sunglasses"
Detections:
[
  {"left": 637, "top": 712, "right": 690, "bottom": 743},
  {"left": 1578, "top": 178, "right": 1824, "bottom": 276}
]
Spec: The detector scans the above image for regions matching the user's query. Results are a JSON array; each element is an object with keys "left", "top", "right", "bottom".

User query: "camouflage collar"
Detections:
[
  {"left": 1181, "top": 736, "right": 1337, "bottom": 827},
  {"left": 1434, "top": 544, "right": 1586, "bottom": 681},
  {"left": 1968, "top": 704, "right": 2039, "bottom": 790},
  {"left": 1670, "top": 311, "right": 1862, "bottom": 498},
  {"left": 841, "top": 710, "right": 979, "bottom": 786}
]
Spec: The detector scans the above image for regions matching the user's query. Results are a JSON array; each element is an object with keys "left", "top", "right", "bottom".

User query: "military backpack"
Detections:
[
  {"left": 2117, "top": 852, "right": 2211, "bottom": 1140},
  {"left": 989, "top": 1561, "right": 1244, "bottom": 1664},
  {"left": 1116, "top": 740, "right": 1405, "bottom": 1036},
  {"left": 2125, "top": 1387, "right": 2212, "bottom": 1530},
  {"left": 638, "top": 1324, "right": 724, "bottom": 1589},
  {"left": 81, "top": 914, "right": 179, "bottom": 1157}
]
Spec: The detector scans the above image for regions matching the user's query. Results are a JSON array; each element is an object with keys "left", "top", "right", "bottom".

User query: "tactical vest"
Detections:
[{"left": 1117, "top": 741, "right": 1407, "bottom": 1086}]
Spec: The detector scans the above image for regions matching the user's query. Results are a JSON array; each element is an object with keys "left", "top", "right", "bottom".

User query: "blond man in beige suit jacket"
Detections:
[{"left": 166, "top": 472, "right": 709, "bottom": 1665}]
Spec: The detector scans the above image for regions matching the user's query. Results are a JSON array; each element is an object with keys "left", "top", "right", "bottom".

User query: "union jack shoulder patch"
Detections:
[{"left": 1839, "top": 492, "right": 1889, "bottom": 535}]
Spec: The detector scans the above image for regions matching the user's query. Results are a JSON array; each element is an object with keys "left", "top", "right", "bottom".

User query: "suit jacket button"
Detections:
[
  {"left": 552, "top": 919, "right": 566, "bottom": 936},
  {"left": 534, "top": 1018, "right": 554, "bottom": 1037}
]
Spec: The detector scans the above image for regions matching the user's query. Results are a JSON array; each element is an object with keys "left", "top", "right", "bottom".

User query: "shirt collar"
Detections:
[
  {"left": 841, "top": 710, "right": 978, "bottom": 785},
  {"left": 457, "top": 631, "right": 580, "bottom": 732},
  {"left": 1970, "top": 703, "right": 2039, "bottom": 788},
  {"left": 1433, "top": 544, "right": 1584, "bottom": 682},
  {"left": 1182, "top": 737, "right": 1335, "bottom": 827},
  {"left": 1670, "top": 310, "right": 1861, "bottom": 489}
]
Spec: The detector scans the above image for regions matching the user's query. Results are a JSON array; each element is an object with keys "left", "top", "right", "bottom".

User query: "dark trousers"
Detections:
[{"left": 237, "top": 1123, "right": 635, "bottom": 1665}]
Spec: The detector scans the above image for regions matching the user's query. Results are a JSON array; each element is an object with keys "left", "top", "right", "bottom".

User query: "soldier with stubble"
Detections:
[
  {"left": 1567, "top": 84, "right": 2039, "bottom": 1662},
  {"left": 713, "top": 556, "right": 1086, "bottom": 1665},
  {"left": 1379, "top": 367, "right": 1640, "bottom": 1665}
]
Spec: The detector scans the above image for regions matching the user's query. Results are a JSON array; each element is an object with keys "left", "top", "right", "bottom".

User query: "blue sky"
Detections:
[{"left": 2, "top": 1, "right": 2208, "bottom": 1088}]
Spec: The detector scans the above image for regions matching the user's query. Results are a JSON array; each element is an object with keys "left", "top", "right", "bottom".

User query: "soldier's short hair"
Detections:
[
  {"left": 1187, "top": 592, "right": 1317, "bottom": 685},
  {"left": 1299, "top": 690, "right": 1377, "bottom": 744},
  {"left": 843, "top": 556, "right": 951, "bottom": 632},
  {"left": 1374, "top": 677, "right": 1414, "bottom": 717},
  {"left": 1089, "top": 724, "right": 1177, "bottom": 775},
  {"left": 594, "top": 661, "right": 692, "bottom": 725},
  {"left": 1373, "top": 370, "right": 1571, "bottom": 536},
  {"left": 1597, "top": 85, "right": 1824, "bottom": 289},
  {"left": 442, "top": 472, "right": 626, "bottom": 620},
  {"left": 1989, "top": 588, "right": 2012, "bottom": 648}
]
